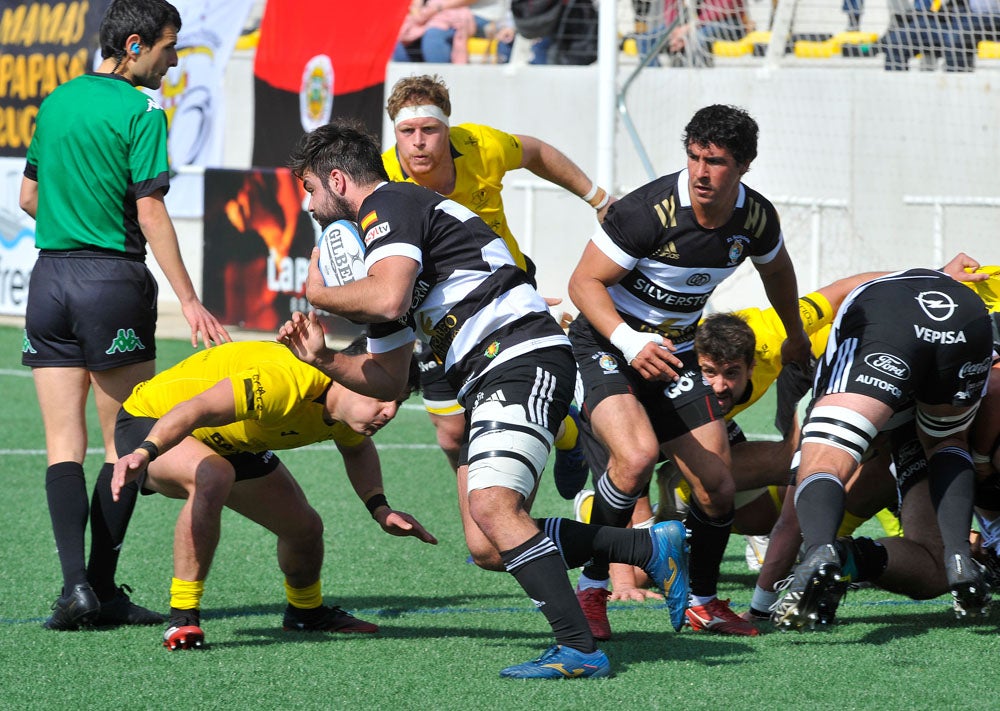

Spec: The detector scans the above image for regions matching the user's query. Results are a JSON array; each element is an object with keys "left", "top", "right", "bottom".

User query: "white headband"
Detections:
[{"left": 393, "top": 104, "right": 450, "bottom": 128}]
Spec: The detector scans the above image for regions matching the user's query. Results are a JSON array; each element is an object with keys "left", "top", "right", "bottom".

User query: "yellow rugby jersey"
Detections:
[
  {"left": 727, "top": 291, "right": 834, "bottom": 419},
  {"left": 382, "top": 123, "right": 527, "bottom": 271},
  {"left": 123, "top": 341, "right": 365, "bottom": 454}
]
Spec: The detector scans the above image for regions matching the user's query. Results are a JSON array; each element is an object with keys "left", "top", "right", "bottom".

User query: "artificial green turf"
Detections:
[{"left": 1, "top": 325, "right": 997, "bottom": 709}]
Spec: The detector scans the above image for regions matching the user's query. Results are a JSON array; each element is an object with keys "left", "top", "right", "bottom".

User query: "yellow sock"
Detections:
[
  {"left": 875, "top": 508, "right": 903, "bottom": 537},
  {"left": 837, "top": 510, "right": 867, "bottom": 538},
  {"left": 767, "top": 485, "right": 783, "bottom": 513},
  {"left": 554, "top": 413, "right": 578, "bottom": 451},
  {"left": 285, "top": 579, "right": 322, "bottom": 610},
  {"left": 170, "top": 577, "right": 205, "bottom": 611}
]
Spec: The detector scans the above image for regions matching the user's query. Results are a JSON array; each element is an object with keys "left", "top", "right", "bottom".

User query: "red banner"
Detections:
[{"left": 251, "top": 0, "right": 409, "bottom": 167}]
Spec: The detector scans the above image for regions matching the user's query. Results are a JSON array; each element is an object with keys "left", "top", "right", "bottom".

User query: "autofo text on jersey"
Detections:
[
  {"left": 913, "top": 325, "right": 966, "bottom": 344},
  {"left": 630, "top": 278, "right": 711, "bottom": 308}
]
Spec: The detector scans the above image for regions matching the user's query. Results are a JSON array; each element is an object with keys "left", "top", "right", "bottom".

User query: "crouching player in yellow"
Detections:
[{"left": 111, "top": 336, "right": 436, "bottom": 650}]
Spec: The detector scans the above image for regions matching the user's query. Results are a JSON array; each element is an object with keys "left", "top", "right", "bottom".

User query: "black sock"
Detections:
[
  {"left": 975, "top": 471, "right": 1000, "bottom": 510},
  {"left": 88, "top": 462, "right": 138, "bottom": 600},
  {"left": 795, "top": 474, "right": 845, "bottom": 556},
  {"left": 538, "top": 517, "right": 654, "bottom": 570},
  {"left": 849, "top": 537, "right": 889, "bottom": 582},
  {"left": 686, "top": 500, "right": 733, "bottom": 598},
  {"left": 501, "top": 531, "right": 594, "bottom": 653},
  {"left": 581, "top": 471, "right": 639, "bottom": 580},
  {"left": 46, "top": 462, "right": 89, "bottom": 591},
  {"left": 928, "top": 447, "right": 976, "bottom": 559}
]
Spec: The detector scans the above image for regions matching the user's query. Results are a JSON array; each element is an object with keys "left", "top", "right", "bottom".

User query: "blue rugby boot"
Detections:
[
  {"left": 500, "top": 645, "right": 611, "bottom": 679},
  {"left": 643, "top": 520, "right": 690, "bottom": 631}
]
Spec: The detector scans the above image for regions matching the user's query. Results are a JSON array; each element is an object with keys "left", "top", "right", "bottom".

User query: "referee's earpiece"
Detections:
[{"left": 130, "top": 42, "right": 141, "bottom": 54}]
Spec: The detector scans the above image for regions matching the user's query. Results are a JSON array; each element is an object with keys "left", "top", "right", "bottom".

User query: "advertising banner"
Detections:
[{"left": 202, "top": 166, "right": 364, "bottom": 341}]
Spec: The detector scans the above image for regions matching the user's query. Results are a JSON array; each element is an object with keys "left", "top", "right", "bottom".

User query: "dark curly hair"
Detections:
[
  {"left": 682, "top": 105, "right": 758, "bottom": 166},
  {"left": 288, "top": 119, "right": 389, "bottom": 191}
]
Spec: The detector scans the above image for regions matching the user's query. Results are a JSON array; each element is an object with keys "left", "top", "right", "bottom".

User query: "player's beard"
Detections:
[{"left": 314, "top": 192, "right": 356, "bottom": 229}]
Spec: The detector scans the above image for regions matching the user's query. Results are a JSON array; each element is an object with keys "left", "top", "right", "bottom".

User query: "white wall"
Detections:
[{"left": 165, "top": 57, "right": 999, "bottom": 321}]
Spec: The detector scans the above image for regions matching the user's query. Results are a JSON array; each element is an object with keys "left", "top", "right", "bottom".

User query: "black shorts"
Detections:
[
  {"left": 458, "top": 346, "right": 576, "bottom": 467},
  {"left": 569, "top": 318, "right": 724, "bottom": 443},
  {"left": 114, "top": 409, "right": 281, "bottom": 494},
  {"left": 887, "top": 416, "right": 927, "bottom": 500},
  {"left": 416, "top": 346, "right": 464, "bottom": 415},
  {"left": 815, "top": 269, "right": 992, "bottom": 411},
  {"left": 23, "top": 251, "right": 158, "bottom": 370}
]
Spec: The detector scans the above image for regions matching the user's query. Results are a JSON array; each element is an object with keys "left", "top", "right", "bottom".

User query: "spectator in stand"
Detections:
[
  {"left": 666, "top": 0, "right": 754, "bottom": 67},
  {"left": 844, "top": 0, "right": 865, "bottom": 31},
  {"left": 883, "top": 0, "right": 1000, "bottom": 72},
  {"left": 394, "top": 0, "right": 515, "bottom": 64}
]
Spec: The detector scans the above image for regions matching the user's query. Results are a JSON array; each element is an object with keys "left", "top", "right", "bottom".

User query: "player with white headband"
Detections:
[{"left": 382, "top": 74, "right": 610, "bottom": 567}]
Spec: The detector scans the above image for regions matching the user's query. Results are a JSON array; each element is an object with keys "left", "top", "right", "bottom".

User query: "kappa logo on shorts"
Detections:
[
  {"left": 915, "top": 291, "right": 958, "bottom": 322},
  {"left": 105, "top": 328, "right": 146, "bottom": 355},
  {"left": 22, "top": 330, "right": 37, "bottom": 354}
]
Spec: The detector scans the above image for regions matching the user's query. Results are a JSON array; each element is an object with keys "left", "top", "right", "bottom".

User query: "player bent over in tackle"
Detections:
[
  {"left": 112, "top": 338, "right": 436, "bottom": 650},
  {"left": 280, "top": 120, "right": 689, "bottom": 679},
  {"left": 772, "top": 269, "right": 993, "bottom": 630}
]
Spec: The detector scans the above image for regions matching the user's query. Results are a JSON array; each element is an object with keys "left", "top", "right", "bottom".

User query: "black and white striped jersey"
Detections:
[
  {"left": 590, "top": 169, "right": 784, "bottom": 353},
  {"left": 360, "top": 181, "right": 568, "bottom": 398}
]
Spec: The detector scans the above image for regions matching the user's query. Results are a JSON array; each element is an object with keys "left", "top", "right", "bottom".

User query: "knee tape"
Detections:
[
  {"left": 917, "top": 402, "right": 979, "bottom": 439},
  {"left": 802, "top": 405, "right": 879, "bottom": 464},
  {"left": 467, "top": 400, "right": 553, "bottom": 499}
]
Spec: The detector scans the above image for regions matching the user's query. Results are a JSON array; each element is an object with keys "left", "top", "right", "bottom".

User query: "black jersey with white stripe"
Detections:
[
  {"left": 590, "top": 169, "right": 784, "bottom": 352},
  {"left": 360, "top": 181, "right": 568, "bottom": 398}
]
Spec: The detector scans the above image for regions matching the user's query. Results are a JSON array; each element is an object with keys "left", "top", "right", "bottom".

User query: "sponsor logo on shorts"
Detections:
[
  {"left": 663, "top": 369, "right": 699, "bottom": 399},
  {"left": 855, "top": 374, "right": 902, "bottom": 398},
  {"left": 895, "top": 439, "right": 927, "bottom": 490},
  {"left": 22, "top": 330, "right": 37, "bottom": 354},
  {"left": 597, "top": 353, "right": 618, "bottom": 373},
  {"left": 105, "top": 328, "right": 146, "bottom": 355},
  {"left": 863, "top": 353, "right": 910, "bottom": 380},
  {"left": 913, "top": 325, "right": 966, "bottom": 344},
  {"left": 364, "top": 221, "right": 390, "bottom": 246},
  {"left": 915, "top": 290, "right": 958, "bottom": 322},
  {"left": 958, "top": 358, "right": 992, "bottom": 378}
]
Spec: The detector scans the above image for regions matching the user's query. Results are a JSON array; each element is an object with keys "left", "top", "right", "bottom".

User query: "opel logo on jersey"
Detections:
[
  {"left": 686, "top": 273, "right": 711, "bottom": 287},
  {"left": 915, "top": 291, "right": 958, "bottom": 322}
]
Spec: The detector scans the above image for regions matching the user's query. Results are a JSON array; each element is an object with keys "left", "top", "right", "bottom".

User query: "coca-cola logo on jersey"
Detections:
[{"left": 958, "top": 358, "right": 992, "bottom": 378}]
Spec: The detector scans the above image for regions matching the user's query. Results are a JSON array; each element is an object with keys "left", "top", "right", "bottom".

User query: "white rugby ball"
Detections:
[{"left": 317, "top": 219, "right": 367, "bottom": 286}]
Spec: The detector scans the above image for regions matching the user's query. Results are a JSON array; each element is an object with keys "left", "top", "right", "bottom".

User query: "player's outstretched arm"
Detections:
[
  {"left": 569, "top": 241, "right": 681, "bottom": 381},
  {"left": 138, "top": 191, "right": 232, "bottom": 348},
  {"left": 338, "top": 438, "right": 437, "bottom": 544},
  {"left": 517, "top": 135, "right": 616, "bottom": 222}
]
